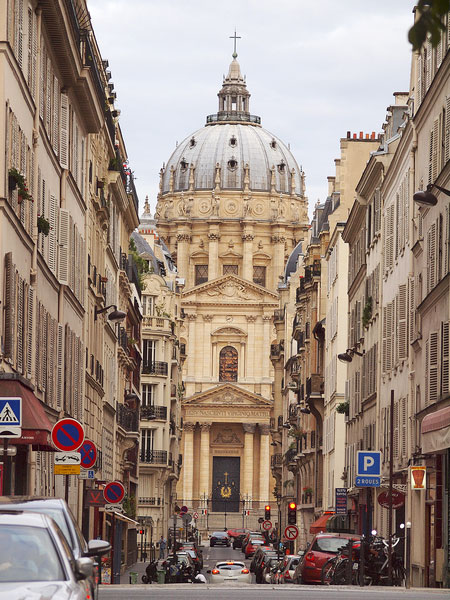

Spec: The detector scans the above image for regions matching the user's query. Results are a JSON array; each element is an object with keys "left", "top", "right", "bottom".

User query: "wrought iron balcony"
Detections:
[
  {"left": 140, "top": 450, "right": 168, "bottom": 465},
  {"left": 306, "top": 374, "right": 324, "bottom": 398},
  {"left": 271, "top": 453, "right": 283, "bottom": 468},
  {"left": 140, "top": 405, "right": 167, "bottom": 421},
  {"left": 116, "top": 403, "right": 139, "bottom": 432},
  {"left": 273, "top": 308, "right": 285, "bottom": 322},
  {"left": 142, "top": 361, "right": 168, "bottom": 376}
]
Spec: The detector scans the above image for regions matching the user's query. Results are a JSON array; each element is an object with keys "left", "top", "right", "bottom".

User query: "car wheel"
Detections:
[{"left": 210, "top": 543, "right": 214, "bottom": 547}]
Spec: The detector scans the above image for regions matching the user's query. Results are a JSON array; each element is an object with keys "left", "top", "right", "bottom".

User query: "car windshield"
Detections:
[
  {"left": 312, "top": 537, "right": 353, "bottom": 553},
  {"left": 7, "top": 506, "right": 74, "bottom": 550},
  {"left": 0, "top": 525, "right": 65, "bottom": 582},
  {"left": 212, "top": 532, "right": 226, "bottom": 537},
  {"left": 217, "top": 563, "right": 244, "bottom": 571},
  {"left": 251, "top": 540, "right": 265, "bottom": 545}
]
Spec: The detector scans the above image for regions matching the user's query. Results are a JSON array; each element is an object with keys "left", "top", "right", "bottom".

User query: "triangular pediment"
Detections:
[
  {"left": 182, "top": 274, "right": 278, "bottom": 303},
  {"left": 182, "top": 383, "right": 273, "bottom": 407}
]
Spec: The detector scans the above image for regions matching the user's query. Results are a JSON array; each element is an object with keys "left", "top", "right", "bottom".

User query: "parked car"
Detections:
[
  {"left": 241, "top": 531, "right": 264, "bottom": 553},
  {"left": 261, "top": 557, "right": 282, "bottom": 584},
  {"left": 298, "top": 533, "right": 360, "bottom": 584},
  {"left": 210, "top": 531, "right": 230, "bottom": 547},
  {"left": 245, "top": 538, "right": 269, "bottom": 558},
  {"left": 227, "top": 528, "right": 249, "bottom": 549},
  {"left": 0, "top": 510, "right": 94, "bottom": 599},
  {"left": 0, "top": 496, "right": 110, "bottom": 600},
  {"left": 253, "top": 549, "right": 278, "bottom": 583},
  {"left": 178, "top": 543, "right": 203, "bottom": 569},
  {"left": 179, "top": 548, "right": 201, "bottom": 573},
  {"left": 278, "top": 553, "right": 302, "bottom": 584},
  {"left": 250, "top": 545, "right": 276, "bottom": 572},
  {"left": 292, "top": 551, "right": 306, "bottom": 583},
  {"left": 207, "top": 560, "right": 251, "bottom": 583},
  {"left": 162, "top": 553, "right": 195, "bottom": 582}
]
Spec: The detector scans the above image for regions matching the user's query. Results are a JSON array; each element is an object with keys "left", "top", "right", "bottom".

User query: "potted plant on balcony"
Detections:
[
  {"left": 362, "top": 296, "right": 373, "bottom": 328},
  {"left": 8, "top": 167, "right": 32, "bottom": 202},
  {"left": 336, "top": 401, "right": 349, "bottom": 416},
  {"left": 303, "top": 486, "right": 313, "bottom": 503},
  {"left": 288, "top": 426, "right": 304, "bottom": 440},
  {"left": 37, "top": 215, "right": 50, "bottom": 236}
]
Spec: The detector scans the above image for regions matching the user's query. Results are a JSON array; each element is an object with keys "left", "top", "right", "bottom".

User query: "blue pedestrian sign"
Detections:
[
  {"left": 357, "top": 451, "right": 381, "bottom": 477},
  {"left": 355, "top": 476, "right": 381, "bottom": 487},
  {"left": 0, "top": 397, "right": 22, "bottom": 438}
]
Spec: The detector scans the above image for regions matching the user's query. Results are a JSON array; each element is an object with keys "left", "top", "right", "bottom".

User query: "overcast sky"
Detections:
[{"left": 89, "top": 0, "right": 415, "bottom": 218}]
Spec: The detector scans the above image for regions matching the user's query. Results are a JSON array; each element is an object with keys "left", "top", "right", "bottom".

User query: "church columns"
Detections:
[
  {"left": 202, "top": 315, "right": 213, "bottom": 378},
  {"left": 259, "top": 423, "right": 271, "bottom": 502},
  {"left": 243, "top": 423, "right": 256, "bottom": 502},
  {"left": 262, "top": 315, "right": 272, "bottom": 380},
  {"left": 182, "top": 422, "right": 196, "bottom": 503},
  {"left": 208, "top": 227, "right": 220, "bottom": 280},
  {"left": 176, "top": 229, "right": 191, "bottom": 281},
  {"left": 242, "top": 228, "right": 254, "bottom": 281},
  {"left": 186, "top": 314, "right": 197, "bottom": 380},
  {"left": 271, "top": 232, "right": 286, "bottom": 286},
  {"left": 199, "top": 422, "right": 212, "bottom": 500}
]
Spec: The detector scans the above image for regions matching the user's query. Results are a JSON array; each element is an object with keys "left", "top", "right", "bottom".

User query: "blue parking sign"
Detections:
[{"left": 357, "top": 451, "right": 381, "bottom": 477}]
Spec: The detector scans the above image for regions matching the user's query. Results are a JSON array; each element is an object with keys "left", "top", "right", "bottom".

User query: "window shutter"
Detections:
[
  {"left": 58, "top": 208, "right": 69, "bottom": 285},
  {"left": 52, "top": 75, "right": 59, "bottom": 154},
  {"left": 417, "top": 54, "right": 423, "bottom": 106},
  {"left": 374, "top": 187, "right": 381, "bottom": 234},
  {"left": 48, "top": 194, "right": 58, "bottom": 274},
  {"left": 427, "top": 222, "right": 437, "bottom": 293},
  {"left": 393, "top": 399, "right": 399, "bottom": 461},
  {"left": 429, "top": 127, "right": 434, "bottom": 185},
  {"left": 408, "top": 276, "right": 415, "bottom": 344},
  {"left": 382, "top": 305, "right": 387, "bottom": 374},
  {"left": 56, "top": 324, "right": 64, "bottom": 410},
  {"left": 445, "top": 97, "right": 450, "bottom": 164},
  {"left": 386, "top": 302, "right": 393, "bottom": 371},
  {"left": 26, "top": 285, "right": 34, "bottom": 378},
  {"left": 398, "top": 284, "right": 407, "bottom": 360},
  {"left": 74, "top": 335, "right": 79, "bottom": 419},
  {"left": 39, "top": 44, "right": 45, "bottom": 119},
  {"left": 425, "top": 40, "right": 432, "bottom": 91},
  {"left": 59, "top": 93, "right": 69, "bottom": 169},
  {"left": 444, "top": 203, "right": 450, "bottom": 276},
  {"left": 432, "top": 117, "right": 439, "bottom": 183},
  {"left": 442, "top": 321, "right": 449, "bottom": 396},
  {"left": 16, "top": 277, "right": 24, "bottom": 373},
  {"left": 427, "top": 331, "right": 439, "bottom": 406},
  {"left": 16, "top": 0, "right": 24, "bottom": 69},
  {"left": 400, "top": 397, "right": 407, "bottom": 459},
  {"left": 46, "top": 315, "right": 53, "bottom": 407},
  {"left": 4, "top": 253, "right": 16, "bottom": 360}
]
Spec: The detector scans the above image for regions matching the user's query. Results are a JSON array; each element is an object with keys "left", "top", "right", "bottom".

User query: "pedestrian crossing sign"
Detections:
[{"left": 0, "top": 397, "right": 22, "bottom": 438}]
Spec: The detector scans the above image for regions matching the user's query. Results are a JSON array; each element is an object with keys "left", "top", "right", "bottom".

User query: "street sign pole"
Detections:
[{"left": 388, "top": 389, "right": 394, "bottom": 586}]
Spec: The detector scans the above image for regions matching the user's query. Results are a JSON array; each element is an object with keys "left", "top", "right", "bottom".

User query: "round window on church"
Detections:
[
  {"left": 227, "top": 158, "right": 238, "bottom": 171},
  {"left": 219, "top": 346, "right": 238, "bottom": 382}
]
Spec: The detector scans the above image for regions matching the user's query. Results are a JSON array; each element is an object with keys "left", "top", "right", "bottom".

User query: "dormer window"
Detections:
[
  {"left": 229, "top": 136, "right": 237, "bottom": 148},
  {"left": 270, "top": 139, "right": 277, "bottom": 149},
  {"left": 277, "top": 160, "right": 286, "bottom": 173},
  {"left": 189, "top": 137, "right": 196, "bottom": 149},
  {"left": 227, "top": 158, "right": 238, "bottom": 170},
  {"left": 180, "top": 158, "right": 188, "bottom": 170}
]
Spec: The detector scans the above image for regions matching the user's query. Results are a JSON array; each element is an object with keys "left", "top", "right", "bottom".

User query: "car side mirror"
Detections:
[
  {"left": 206, "top": 569, "right": 211, "bottom": 574},
  {"left": 75, "top": 557, "right": 94, "bottom": 580},
  {"left": 86, "top": 539, "right": 111, "bottom": 557}
]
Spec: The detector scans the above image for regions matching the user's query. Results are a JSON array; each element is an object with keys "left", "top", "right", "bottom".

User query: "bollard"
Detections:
[
  {"left": 346, "top": 538, "right": 353, "bottom": 585},
  {"left": 359, "top": 536, "right": 365, "bottom": 587}
]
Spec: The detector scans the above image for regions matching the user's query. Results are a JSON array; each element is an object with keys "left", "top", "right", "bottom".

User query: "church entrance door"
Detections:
[{"left": 212, "top": 456, "right": 240, "bottom": 512}]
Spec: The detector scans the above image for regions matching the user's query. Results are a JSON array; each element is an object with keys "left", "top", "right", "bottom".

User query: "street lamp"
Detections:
[
  {"left": 413, "top": 183, "right": 450, "bottom": 207},
  {"left": 94, "top": 304, "right": 126, "bottom": 323},
  {"left": 337, "top": 348, "right": 364, "bottom": 363}
]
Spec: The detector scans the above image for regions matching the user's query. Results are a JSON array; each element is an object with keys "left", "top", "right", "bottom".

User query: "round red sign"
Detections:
[{"left": 377, "top": 490, "right": 405, "bottom": 510}]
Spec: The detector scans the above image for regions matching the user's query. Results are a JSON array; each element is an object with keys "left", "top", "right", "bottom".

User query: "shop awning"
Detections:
[
  {"left": 111, "top": 511, "right": 139, "bottom": 526},
  {"left": 310, "top": 512, "right": 333, "bottom": 534},
  {"left": 421, "top": 405, "right": 450, "bottom": 453},
  {"left": 0, "top": 378, "right": 54, "bottom": 451}
]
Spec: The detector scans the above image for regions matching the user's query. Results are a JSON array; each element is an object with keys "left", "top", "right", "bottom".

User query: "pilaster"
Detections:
[
  {"left": 259, "top": 423, "right": 271, "bottom": 502},
  {"left": 182, "top": 422, "right": 196, "bottom": 504}
]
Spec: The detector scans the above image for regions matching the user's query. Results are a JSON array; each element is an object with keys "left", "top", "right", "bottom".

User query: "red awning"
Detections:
[
  {"left": 0, "top": 379, "right": 55, "bottom": 451},
  {"left": 310, "top": 512, "right": 334, "bottom": 534},
  {"left": 421, "top": 405, "right": 450, "bottom": 453}
]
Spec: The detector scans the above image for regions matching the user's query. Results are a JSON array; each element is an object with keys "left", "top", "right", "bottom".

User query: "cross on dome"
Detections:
[{"left": 229, "top": 28, "right": 241, "bottom": 59}]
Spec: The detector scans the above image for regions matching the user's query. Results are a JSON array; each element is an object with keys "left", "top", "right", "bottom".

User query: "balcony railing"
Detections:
[
  {"left": 270, "top": 341, "right": 284, "bottom": 357},
  {"left": 141, "top": 405, "right": 167, "bottom": 421},
  {"left": 116, "top": 403, "right": 139, "bottom": 432},
  {"left": 142, "top": 361, "right": 168, "bottom": 376},
  {"left": 138, "top": 497, "right": 160, "bottom": 505},
  {"left": 273, "top": 308, "right": 285, "bottom": 321},
  {"left": 306, "top": 374, "right": 324, "bottom": 398},
  {"left": 140, "top": 450, "right": 168, "bottom": 464},
  {"left": 82, "top": 33, "right": 105, "bottom": 106},
  {"left": 64, "top": 0, "right": 81, "bottom": 44},
  {"left": 284, "top": 448, "right": 297, "bottom": 464},
  {"left": 206, "top": 112, "right": 261, "bottom": 124},
  {"left": 271, "top": 453, "right": 283, "bottom": 467}
]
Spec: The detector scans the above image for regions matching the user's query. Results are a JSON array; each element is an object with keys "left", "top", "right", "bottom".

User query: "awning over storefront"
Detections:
[
  {"left": 421, "top": 405, "right": 450, "bottom": 454},
  {"left": 110, "top": 511, "right": 139, "bottom": 527},
  {"left": 310, "top": 512, "right": 333, "bottom": 534},
  {"left": 0, "top": 378, "right": 54, "bottom": 451}
]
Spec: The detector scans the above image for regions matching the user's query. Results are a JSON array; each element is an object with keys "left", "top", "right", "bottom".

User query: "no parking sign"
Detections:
[{"left": 103, "top": 481, "right": 125, "bottom": 504}]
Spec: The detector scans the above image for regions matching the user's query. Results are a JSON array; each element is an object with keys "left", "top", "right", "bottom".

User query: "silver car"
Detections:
[
  {"left": 208, "top": 560, "right": 251, "bottom": 583},
  {"left": 0, "top": 510, "right": 94, "bottom": 599}
]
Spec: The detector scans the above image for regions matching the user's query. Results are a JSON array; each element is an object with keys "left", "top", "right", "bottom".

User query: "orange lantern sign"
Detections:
[{"left": 411, "top": 466, "right": 426, "bottom": 490}]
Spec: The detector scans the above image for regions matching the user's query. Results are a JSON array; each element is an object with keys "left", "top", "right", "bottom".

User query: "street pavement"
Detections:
[{"left": 99, "top": 545, "right": 450, "bottom": 599}]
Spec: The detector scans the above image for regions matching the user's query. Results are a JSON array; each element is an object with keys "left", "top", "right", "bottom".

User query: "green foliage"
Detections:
[
  {"left": 362, "top": 296, "right": 373, "bottom": 328},
  {"left": 129, "top": 237, "right": 149, "bottom": 290},
  {"left": 123, "top": 494, "right": 136, "bottom": 519},
  {"left": 108, "top": 156, "right": 120, "bottom": 171},
  {"left": 288, "top": 427, "right": 304, "bottom": 439},
  {"left": 336, "top": 401, "right": 349, "bottom": 416},
  {"left": 37, "top": 215, "right": 50, "bottom": 236},
  {"left": 408, "top": 0, "right": 449, "bottom": 50},
  {"left": 9, "top": 167, "right": 32, "bottom": 201}
]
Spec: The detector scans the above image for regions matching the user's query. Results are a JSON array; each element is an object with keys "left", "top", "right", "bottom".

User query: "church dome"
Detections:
[{"left": 161, "top": 56, "right": 302, "bottom": 196}]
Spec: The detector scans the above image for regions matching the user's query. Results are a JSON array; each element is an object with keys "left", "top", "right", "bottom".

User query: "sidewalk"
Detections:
[{"left": 120, "top": 557, "right": 149, "bottom": 584}]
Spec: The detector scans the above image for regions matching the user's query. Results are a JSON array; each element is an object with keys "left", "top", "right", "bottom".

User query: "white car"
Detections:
[
  {"left": 208, "top": 560, "right": 251, "bottom": 583},
  {"left": 0, "top": 510, "right": 94, "bottom": 599}
]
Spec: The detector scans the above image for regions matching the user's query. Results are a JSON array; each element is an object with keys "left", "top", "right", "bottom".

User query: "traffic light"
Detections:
[
  {"left": 288, "top": 502, "right": 297, "bottom": 525},
  {"left": 265, "top": 505, "right": 271, "bottom": 520},
  {"left": 139, "top": 529, "right": 144, "bottom": 535}
]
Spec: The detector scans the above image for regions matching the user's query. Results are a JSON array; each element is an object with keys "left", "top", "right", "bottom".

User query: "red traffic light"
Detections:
[
  {"left": 139, "top": 529, "right": 144, "bottom": 535},
  {"left": 289, "top": 502, "right": 297, "bottom": 510},
  {"left": 288, "top": 502, "right": 297, "bottom": 524},
  {"left": 265, "top": 505, "right": 271, "bottom": 511}
]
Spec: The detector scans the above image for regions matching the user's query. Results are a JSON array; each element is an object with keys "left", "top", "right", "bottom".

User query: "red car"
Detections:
[
  {"left": 245, "top": 539, "right": 270, "bottom": 558},
  {"left": 298, "top": 533, "right": 360, "bottom": 584}
]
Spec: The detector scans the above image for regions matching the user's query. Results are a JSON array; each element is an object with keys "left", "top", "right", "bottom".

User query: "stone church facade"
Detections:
[{"left": 155, "top": 51, "right": 308, "bottom": 521}]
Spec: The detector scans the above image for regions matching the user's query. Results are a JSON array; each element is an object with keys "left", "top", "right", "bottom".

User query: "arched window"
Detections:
[{"left": 219, "top": 346, "right": 238, "bottom": 382}]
